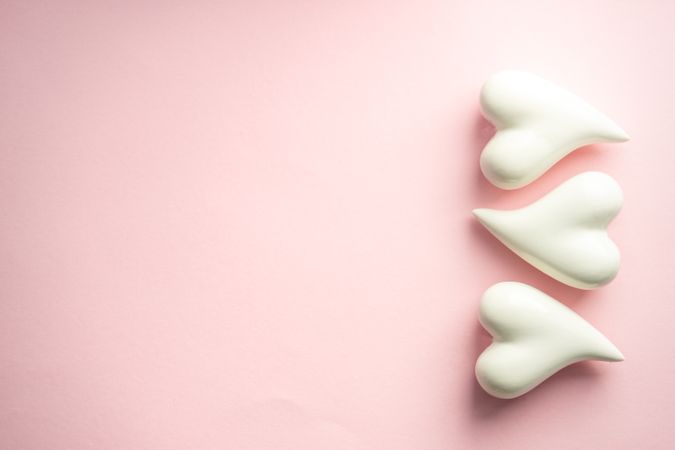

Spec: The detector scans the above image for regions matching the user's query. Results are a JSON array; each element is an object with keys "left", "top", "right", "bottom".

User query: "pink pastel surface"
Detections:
[{"left": 1, "top": 1, "right": 674, "bottom": 449}]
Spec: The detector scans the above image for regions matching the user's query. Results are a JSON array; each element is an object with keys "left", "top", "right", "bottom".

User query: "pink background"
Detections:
[{"left": 1, "top": 1, "right": 674, "bottom": 449}]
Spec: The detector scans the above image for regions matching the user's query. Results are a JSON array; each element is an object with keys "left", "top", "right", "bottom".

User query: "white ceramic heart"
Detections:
[
  {"left": 480, "top": 70, "right": 629, "bottom": 189},
  {"left": 476, "top": 282, "right": 623, "bottom": 399},
  {"left": 473, "top": 171, "right": 622, "bottom": 290}
]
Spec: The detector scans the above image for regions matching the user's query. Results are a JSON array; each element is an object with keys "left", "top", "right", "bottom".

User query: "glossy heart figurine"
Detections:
[
  {"left": 480, "top": 70, "right": 629, "bottom": 189},
  {"left": 476, "top": 282, "right": 624, "bottom": 399},
  {"left": 473, "top": 171, "right": 622, "bottom": 289}
]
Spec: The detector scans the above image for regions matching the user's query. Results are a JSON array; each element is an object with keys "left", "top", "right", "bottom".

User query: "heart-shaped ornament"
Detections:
[
  {"left": 473, "top": 171, "right": 622, "bottom": 289},
  {"left": 476, "top": 282, "right": 624, "bottom": 399},
  {"left": 480, "top": 70, "right": 629, "bottom": 189}
]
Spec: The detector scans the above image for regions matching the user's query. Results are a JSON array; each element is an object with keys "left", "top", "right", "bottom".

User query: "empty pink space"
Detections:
[{"left": 1, "top": 1, "right": 674, "bottom": 449}]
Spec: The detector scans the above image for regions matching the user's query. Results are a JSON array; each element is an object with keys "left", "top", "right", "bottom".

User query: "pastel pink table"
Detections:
[{"left": 1, "top": 1, "right": 674, "bottom": 449}]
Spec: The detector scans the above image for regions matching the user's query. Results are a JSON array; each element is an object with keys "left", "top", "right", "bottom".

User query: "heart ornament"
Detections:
[
  {"left": 480, "top": 70, "right": 629, "bottom": 189},
  {"left": 473, "top": 171, "right": 622, "bottom": 290},
  {"left": 476, "top": 282, "right": 623, "bottom": 399}
]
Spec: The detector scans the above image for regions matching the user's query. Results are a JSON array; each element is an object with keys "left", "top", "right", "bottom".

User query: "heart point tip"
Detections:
[
  {"left": 597, "top": 343, "right": 624, "bottom": 362},
  {"left": 610, "top": 349, "right": 625, "bottom": 362},
  {"left": 472, "top": 208, "right": 495, "bottom": 227},
  {"left": 616, "top": 129, "right": 630, "bottom": 142},
  {"left": 472, "top": 208, "right": 486, "bottom": 219},
  {"left": 604, "top": 123, "right": 630, "bottom": 142}
]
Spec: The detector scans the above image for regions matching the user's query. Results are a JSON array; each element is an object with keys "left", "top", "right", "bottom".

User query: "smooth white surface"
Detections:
[
  {"left": 476, "top": 282, "right": 624, "bottom": 399},
  {"left": 480, "top": 70, "right": 629, "bottom": 189},
  {"left": 473, "top": 171, "right": 623, "bottom": 289}
]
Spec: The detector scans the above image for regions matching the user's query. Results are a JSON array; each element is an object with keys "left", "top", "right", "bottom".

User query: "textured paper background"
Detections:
[{"left": 1, "top": 1, "right": 674, "bottom": 449}]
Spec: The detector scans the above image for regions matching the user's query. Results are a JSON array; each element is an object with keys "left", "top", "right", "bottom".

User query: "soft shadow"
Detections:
[{"left": 472, "top": 110, "right": 495, "bottom": 151}]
